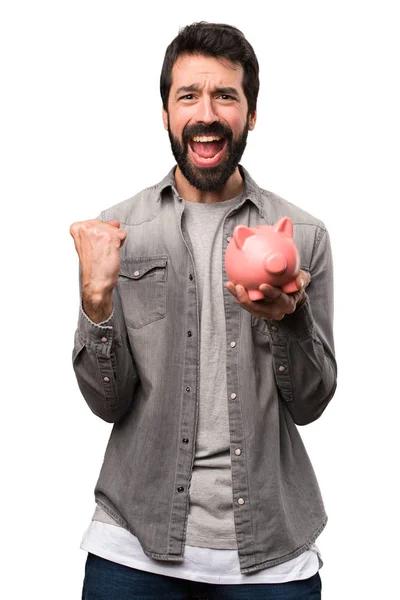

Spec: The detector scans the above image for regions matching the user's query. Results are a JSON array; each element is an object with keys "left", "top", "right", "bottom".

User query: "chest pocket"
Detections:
[{"left": 117, "top": 256, "right": 168, "bottom": 329}]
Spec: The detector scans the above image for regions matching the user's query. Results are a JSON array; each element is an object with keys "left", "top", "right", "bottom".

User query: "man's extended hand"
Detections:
[{"left": 225, "top": 270, "right": 311, "bottom": 321}]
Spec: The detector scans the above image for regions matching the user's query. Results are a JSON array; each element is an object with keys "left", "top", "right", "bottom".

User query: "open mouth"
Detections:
[{"left": 188, "top": 135, "right": 227, "bottom": 167}]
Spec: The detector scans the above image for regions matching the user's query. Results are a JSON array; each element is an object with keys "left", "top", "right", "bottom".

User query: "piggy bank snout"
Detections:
[{"left": 264, "top": 252, "right": 287, "bottom": 275}]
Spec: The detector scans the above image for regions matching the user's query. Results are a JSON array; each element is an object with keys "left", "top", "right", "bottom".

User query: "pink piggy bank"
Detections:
[{"left": 225, "top": 217, "right": 300, "bottom": 301}]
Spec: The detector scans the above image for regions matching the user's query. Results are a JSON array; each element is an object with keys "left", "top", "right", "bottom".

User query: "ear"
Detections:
[
  {"left": 248, "top": 110, "right": 257, "bottom": 131},
  {"left": 273, "top": 216, "right": 293, "bottom": 238},
  {"left": 162, "top": 107, "right": 168, "bottom": 131},
  {"left": 233, "top": 225, "right": 254, "bottom": 249}
]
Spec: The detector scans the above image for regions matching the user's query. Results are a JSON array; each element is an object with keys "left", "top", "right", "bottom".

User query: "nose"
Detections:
[
  {"left": 194, "top": 95, "right": 219, "bottom": 125},
  {"left": 264, "top": 252, "right": 287, "bottom": 275}
]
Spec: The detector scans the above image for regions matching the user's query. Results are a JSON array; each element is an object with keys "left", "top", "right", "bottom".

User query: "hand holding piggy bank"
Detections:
[{"left": 225, "top": 217, "right": 300, "bottom": 301}]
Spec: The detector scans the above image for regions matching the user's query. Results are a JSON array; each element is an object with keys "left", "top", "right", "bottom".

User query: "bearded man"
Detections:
[{"left": 71, "top": 21, "right": 336, "bottom": 600}]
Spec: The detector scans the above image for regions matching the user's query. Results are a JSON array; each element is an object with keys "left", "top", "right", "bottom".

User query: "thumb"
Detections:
[
  {"left": 107, "top": 220, "right": 120, "bottom": 228},
  {"left": 295, "top": 270, "right": 310, "bottom": 291}
]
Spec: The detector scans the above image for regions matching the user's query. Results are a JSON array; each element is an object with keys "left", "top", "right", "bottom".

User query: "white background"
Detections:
[{"left": 1, "top": 1, "right": 399, "bottom": 598}]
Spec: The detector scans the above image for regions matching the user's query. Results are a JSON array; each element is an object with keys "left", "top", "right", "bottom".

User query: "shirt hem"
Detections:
[
  {"left": 80, "top": 527, "right": 321, "bottom": 585},
  {"left": 240, "top": 514, "right": 328, "bottom": 574}
]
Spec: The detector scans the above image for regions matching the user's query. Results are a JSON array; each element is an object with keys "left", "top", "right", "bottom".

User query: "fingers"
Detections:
[
  {"left": 258, "top": 283, "right": 285, "bottom": 302},
  {"left": 235, "top": 284, "right": 249, "bottom": 302},
  {"left": 295, "top": 270, "right": 311, "bottom": 291},
  {"left": 100, "top": 220, "right": 126, "bottom": 247},
  {"left": 69, "top": 219, "right": 126, "bottom": 244},
  {"left": 225, "top": 283, "right": 252, "bottom": 304},
  {"left": 226, "top": 280, "right": 304, "bottom": 320},
  {"left": 225, "top": 281, "right": 237, "bottom": 298},
  {"left": 69, "top": 221, "right": 82, "bottom": 240},
  {"left": 259, "top": 283, "right": 296, "bottom": 314},
  {"left": 225, "top": 282, "right": 292, "bottom": 320},
  {"left": 118, "top": 229, "right": 128, "bottom": 247},
  {"left": 226, "top": 283, "right": 250, "bottom": 306}
]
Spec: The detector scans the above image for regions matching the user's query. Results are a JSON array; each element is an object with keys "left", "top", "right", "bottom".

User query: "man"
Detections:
[{"left": 71, "top": 22, "right": 337, "bottom": 600}]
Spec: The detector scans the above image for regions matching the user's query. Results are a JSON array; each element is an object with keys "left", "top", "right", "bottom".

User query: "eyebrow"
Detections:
[{"left": 175, "top": 84, "right": 240, "bottom": 98}]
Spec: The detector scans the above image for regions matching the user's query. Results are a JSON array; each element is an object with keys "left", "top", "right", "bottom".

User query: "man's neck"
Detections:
[{"left": 174, "top": 166, "right": 244, "bottom": 203}]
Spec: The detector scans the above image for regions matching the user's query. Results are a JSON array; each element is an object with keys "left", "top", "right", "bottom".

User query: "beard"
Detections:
[{"left": 167, "top": 119, "right": 249, "bottom": 192}]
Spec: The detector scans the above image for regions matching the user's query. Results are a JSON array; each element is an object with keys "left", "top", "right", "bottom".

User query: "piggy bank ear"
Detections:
[
  {"left": 233, "top": 225, "right": 254, "bottom": 249},
  {"left": 274, "top": 217, "right": 293, "bottom": 238}
]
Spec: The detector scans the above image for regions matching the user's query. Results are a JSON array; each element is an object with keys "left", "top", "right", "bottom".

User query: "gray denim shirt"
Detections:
[{"left": 72, "top": 165, "right": 337, "bottom": 574}]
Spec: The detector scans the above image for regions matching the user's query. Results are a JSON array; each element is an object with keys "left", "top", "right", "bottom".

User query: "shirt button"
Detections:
[
  {"left": 133, "top": 270, "right": 140, "bottom": 277},
  {"left": 238, "top": 498, "right": 245, "bottom": 506},
  {"left": 235, "top": 449, "right": 242, "bottom": 456},
  {"left": 189, "top": 274, "right": 193, "bottom": 281},
  {"left": 187, "top": 331, "right": 192, "bottom": 337},
  {"left": 103, "top": 376, "right": 110, "bottom": 382},
  {"left": 185, "top": 386, "right": 191, "bottom": 393},
  {"left": 271, "top": 325, "right": 278, "bottom": 332},
  {"left": 230, "top": 341, "right": 237, "bottom": 348},
  {"left": 230, "top": 393, "right": 237, "bottom": 399},
  {"left": 182, "top": 438, "right": 189, "bottom": 444},
  {"left": 278, "top": 365, "right": 286, "bottom": 372},
  {"left": 226, "top": 236, "right": 232, "bottom": 242},
  {"left": 101, "top": 337, "right": 108, "bottom": 343},
  {"left": 177, "top": 486, "right": 184, "bottom": 493}
]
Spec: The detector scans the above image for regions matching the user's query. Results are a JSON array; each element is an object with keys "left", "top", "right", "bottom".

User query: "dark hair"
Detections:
[{"left": 160, "top": 22, "right": 259, "bottom": 115}]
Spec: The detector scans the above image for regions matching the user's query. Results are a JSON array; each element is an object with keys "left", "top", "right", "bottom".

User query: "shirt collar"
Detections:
[{"left": 155, "top": 164, "right": 264, "bottom": 217}]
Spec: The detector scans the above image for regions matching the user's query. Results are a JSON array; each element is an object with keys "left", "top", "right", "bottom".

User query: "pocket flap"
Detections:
[{"left": 119, "top": 256, "right": 168, "bottom": 280}]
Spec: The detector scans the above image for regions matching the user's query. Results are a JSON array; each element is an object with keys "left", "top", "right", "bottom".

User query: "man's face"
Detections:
[{"left": 163, "top": 54, "right": 256, "bottom": 192}]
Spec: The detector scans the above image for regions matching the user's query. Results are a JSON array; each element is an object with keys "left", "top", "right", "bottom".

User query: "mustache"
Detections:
[{"left": 182, "top": 122, "right": 233, "bottom": 144}]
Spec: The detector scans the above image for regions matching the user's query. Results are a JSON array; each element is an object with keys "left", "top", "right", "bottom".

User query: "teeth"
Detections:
[{"left": 192, "top": 135, "right": 222, "bottom": 142}]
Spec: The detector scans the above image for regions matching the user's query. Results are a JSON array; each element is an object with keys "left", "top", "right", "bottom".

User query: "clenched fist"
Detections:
[{"left": 70, "top": 219, "right": 127, "bottom": 323}]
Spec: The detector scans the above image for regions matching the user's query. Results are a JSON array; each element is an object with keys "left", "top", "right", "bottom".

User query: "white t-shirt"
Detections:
[{"left": 80, "top": 506, "right": 322, "bottom": 584}]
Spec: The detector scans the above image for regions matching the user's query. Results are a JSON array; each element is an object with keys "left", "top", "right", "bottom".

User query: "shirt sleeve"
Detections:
[
  {"left": 265, "top": 227, "right": 337, "bottom": 425},
  {"left": 72, "top": 268, "right": 140, "bottom": 424}
]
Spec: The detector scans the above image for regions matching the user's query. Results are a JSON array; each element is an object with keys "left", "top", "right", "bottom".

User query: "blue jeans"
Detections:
[{"left": 82, "top": 553, "right": 322, "bottom": 599}]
